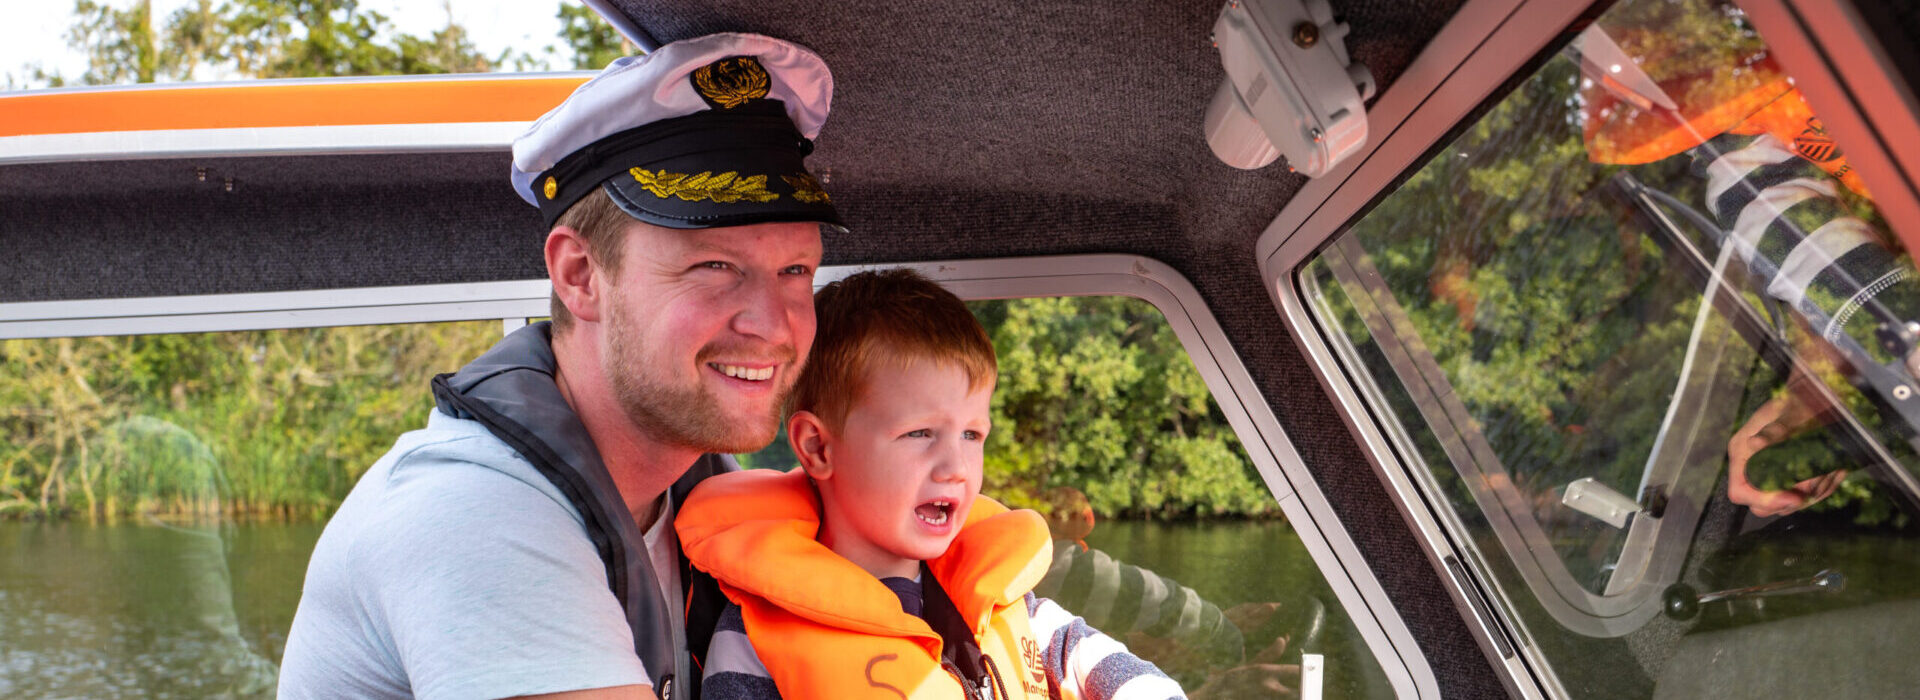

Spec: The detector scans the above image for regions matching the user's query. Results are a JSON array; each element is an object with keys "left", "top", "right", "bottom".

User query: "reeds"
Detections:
[{"left": 0, "top": 321, "right": 499, "bottom": 521}]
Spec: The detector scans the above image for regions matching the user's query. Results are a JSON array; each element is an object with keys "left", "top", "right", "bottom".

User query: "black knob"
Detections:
[{"left": 1663, "top": 583, "right": 1700, "bottom": 620}]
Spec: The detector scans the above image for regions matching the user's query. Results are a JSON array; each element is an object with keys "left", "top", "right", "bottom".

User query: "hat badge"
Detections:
[
  {"left": 692, "top": 56, "right": 772, "bottom": 109},
  {"left": 543, "top": 176, "right": 558, "bottom": 200}
]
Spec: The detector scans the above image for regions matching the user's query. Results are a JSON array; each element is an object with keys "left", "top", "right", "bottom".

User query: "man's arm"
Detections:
[
  {"left": 350, "top": 440, "right": 654, "bottom": 700},
  {"left": 513, "top": 685, "right": 653, "bottom": 700}
]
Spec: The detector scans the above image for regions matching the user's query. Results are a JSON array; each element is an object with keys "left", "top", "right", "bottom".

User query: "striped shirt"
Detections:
[
  {"left": 1687, "top": 132, "right": 1920, "bottom": 362},
  {"left": 702, "top": 591, "right": 1185, "bottom": 700}
]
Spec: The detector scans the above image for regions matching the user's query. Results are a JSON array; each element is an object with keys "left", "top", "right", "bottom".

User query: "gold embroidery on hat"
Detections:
[
  {"left": 782, "top": 174, "right": 831, "bottom": 204},
  {"left": 542, "top": 176, "right": 558, "bottom": 200},
  {"left": 630, "top": 168, "right": 780, "bottom": 203},
  {"left": 692, "top": 56, "right": 772, "bottom": 109}
]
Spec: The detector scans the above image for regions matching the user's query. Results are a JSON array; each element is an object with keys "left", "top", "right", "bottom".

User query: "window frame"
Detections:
[
  {"left": 1256, "top": 0, "right": 1920, "bottom": 696},
  {"left": 0, "top": 253, "right": 1440, "bottom": 698}
]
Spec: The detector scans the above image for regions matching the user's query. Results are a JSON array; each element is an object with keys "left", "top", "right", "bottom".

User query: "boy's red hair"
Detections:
[{"left": 791, "top": 268, "right": 997, "bottom": 430}]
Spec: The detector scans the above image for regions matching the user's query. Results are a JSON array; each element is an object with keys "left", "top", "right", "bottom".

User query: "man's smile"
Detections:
[{"left": 710, "top": 362, "right": 775, "bottom": 381}]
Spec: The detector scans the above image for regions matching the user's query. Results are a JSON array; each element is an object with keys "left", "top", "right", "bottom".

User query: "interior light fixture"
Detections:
[{"left": 1205, "top": 0, "right": 1375, "bottom": 176}]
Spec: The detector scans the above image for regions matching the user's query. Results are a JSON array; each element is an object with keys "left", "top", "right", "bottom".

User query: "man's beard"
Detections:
[{"left": 604, "top": 302, "right": 794, "bottom": 454}]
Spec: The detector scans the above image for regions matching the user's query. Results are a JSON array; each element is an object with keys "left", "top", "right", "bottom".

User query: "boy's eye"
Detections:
[
  {"left": 904, "top": 429, "right": 932, "bottom": 439},
  {"left": 963, "top": 430, "right": 984, "bottom": 441}
]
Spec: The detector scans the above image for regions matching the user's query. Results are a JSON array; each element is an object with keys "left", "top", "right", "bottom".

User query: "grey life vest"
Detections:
[{"left": 431, "top": 322, "right": 731, "bottom": 700}]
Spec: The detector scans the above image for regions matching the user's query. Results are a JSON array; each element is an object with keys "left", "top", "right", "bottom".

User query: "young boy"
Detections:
[{"left": 675, "top": 268, "right": 1185, "bottom": 699}]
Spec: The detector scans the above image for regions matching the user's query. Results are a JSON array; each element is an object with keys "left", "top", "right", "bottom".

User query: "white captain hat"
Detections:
[{"left": 511, "top": 32, "right": 841, "bottom": 231}]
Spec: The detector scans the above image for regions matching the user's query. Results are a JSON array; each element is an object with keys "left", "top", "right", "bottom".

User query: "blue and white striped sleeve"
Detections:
[
  {"left": 701, "top": 603, "right": 783, "bottom": 700},
  {"left": 1028, "top": 593, "right": 1186, "bottom": 700},
  {"left": 1688, "top": 132, "right": 1920, "bottom": 360}
]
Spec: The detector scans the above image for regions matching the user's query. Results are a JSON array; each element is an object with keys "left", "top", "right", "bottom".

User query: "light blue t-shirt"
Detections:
[{"left": 277, "top": 409, "right": 655, "bottom": 699}]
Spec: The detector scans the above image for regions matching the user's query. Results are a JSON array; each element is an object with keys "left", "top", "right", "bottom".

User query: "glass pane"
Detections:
[
  {"left": 1302, "top": 0, "right": 1920, "bottom": 696},
  {"left": 0, "top": 321, "right": 499, "bottom": 697},
  {"left": 0, "top": 302, "right": 1397, "bottom": 698},
  {"left": 744, "top": 295, "right": 1402, "bottom": 696},
  {"left": 976, "top": 296, "right": 1392, "bottom": 699}
]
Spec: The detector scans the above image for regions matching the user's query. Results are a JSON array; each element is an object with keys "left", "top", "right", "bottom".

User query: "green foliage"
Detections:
[
  {"left": 43, "top": 0, "right": 517, "bottom": 84},
  {"left": 15, "top": 0, "right": 633, "bottom": 87},
  {"left": 557, "top": 2, "right": 635, "bottom": 70},
  {"left": 68, "top": 0, "right": 162, "bottom": 84},
  {"left": 0, "top": 323, "right": 499, "bottom": 520},
  {"left": 1315, "top": 0, "right": 1911, "bottom": 543},
  {"left": 973, "top": 297, "right": 1275, "bottom": 519},
  {"left": 731, "top": 296, "right": 1279, "bottom": 518}
]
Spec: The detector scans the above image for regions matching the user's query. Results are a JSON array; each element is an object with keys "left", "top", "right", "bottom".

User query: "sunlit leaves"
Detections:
[{"left": 973, "top": 297, "right": 1274, "bottom": 519}]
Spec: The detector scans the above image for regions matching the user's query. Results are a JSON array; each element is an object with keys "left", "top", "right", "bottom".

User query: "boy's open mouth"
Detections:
[{"left": 915, "top": 500, "right": 954, "bottom": 526}]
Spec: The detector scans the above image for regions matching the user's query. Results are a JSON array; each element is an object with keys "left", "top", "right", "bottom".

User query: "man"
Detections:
[{"left": 278, "top": 32, "right": 842, "bottom": 700}]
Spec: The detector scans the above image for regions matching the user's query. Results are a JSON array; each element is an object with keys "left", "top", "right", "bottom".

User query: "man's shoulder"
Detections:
[
  {"left": 283, "top": 406, "right": 650, "bottom": 700},
  {"left": 312, "top": 408, "right": 594, "bottom": 575},
  {"left": 370, "top": 408, "right": 582, "bottom": 519}
]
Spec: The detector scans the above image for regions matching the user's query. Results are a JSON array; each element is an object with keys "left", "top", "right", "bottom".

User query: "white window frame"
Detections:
[
  {"left": 1253, "top": 0, "right": 1920, "bottom": 697},
  {"left": 0, "top": 253, "right": 1440, "bottom": 698}
]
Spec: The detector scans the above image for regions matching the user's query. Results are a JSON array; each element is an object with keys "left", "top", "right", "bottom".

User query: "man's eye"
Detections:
[
  {"left": 904, "top": 429, "right": 932, "bottom": 438},
  {"left": 781, "top": 264, "right": 813, "bottom": 276},
  {"left": 696, "top": 261, "right": 732, "bottom": 271}
]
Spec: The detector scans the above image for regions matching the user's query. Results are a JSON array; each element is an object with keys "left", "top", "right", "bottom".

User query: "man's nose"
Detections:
[{"left": 729, "top": 274, "right": 796, "bottom": 344}]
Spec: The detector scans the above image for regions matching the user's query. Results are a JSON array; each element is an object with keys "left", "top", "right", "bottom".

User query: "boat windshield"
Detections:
[{"left": 1301, "top": 0, "right": 1920, "bottom": 695}]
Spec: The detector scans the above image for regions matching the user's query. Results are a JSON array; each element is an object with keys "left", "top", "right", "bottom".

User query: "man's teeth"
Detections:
[{"left": 714, "top": 364, "right": 773, "bottom": 381}]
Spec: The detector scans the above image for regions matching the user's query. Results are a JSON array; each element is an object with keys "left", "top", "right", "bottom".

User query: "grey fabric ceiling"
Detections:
[{"left": 0, "top": 0, "right": 1509, "bottom": 695}]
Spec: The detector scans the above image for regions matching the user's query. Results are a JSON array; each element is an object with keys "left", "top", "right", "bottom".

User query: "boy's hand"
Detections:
[{"left": 1727, "top": 394, "right": 1847, "bottom": 517}]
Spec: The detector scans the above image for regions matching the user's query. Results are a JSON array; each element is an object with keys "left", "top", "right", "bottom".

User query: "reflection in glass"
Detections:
[
  {"left": 1302, "top": 0, "right": 1920, "bottom": 696},
  {"left": 966, "top": 297, "right": 1393, "bottom": 699}
]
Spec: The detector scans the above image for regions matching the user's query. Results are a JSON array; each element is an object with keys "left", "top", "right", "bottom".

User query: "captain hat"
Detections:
[{"left": 511, "top": 32, "right": 841, "bottom": 231}]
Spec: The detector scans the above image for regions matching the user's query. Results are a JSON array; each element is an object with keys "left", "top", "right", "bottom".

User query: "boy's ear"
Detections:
[{"left": 789, "top": 410, "right": 833, "bottom": 480}]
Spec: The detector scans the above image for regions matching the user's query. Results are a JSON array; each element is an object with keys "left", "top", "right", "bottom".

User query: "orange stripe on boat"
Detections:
[{"left": 0, "top": 77, "right": 589, "bottom": 138}]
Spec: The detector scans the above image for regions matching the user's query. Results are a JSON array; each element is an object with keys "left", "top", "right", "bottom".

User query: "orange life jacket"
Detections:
[
  {"left": 675, "top": 468, "right": 1056, "bottom": 699},
  {"left": 1578, "top": 4, "right": 1866, "bottom": 194}
]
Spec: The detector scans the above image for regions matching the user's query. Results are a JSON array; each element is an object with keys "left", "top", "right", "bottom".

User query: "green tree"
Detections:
[
  {"left": 55, "top": 0, "right": 504, "bottom": 83},
  {"left": 557, "top": 2, "right": 635, "bottom": 69},
  {"left": 67, "top": 0, "right": 161, "bottom": 84},
  {"left": 975, "top": 297, "right": 1276, "bottom": 519},
  {"left": 0, "top": 323, "right": 500, "bottom": 520}
]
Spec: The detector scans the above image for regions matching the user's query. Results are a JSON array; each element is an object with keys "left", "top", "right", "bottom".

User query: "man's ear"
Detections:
[
  {"left": 546, "top": 225, "right": 603, "bottom": 324},
  {"left": 789, "top": 410, "right": 833, "bottom": 480}
]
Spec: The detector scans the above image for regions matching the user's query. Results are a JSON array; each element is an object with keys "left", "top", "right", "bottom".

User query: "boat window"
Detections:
[
  {"left": 1299, "top": 0, "right": 1920, "bottom": 695},
  {"left": 736, "top": 295, "right": 1398, "bottom": 697},
  {"left": 5, "top": 279, "right": 1415, "bottom": 697},
  {"left": 0, "top": 320, "right": 501, "bottom": 697}
]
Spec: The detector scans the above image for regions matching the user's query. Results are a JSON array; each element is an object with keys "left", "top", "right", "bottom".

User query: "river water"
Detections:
[{"left": 1, "top": 518, "right": 1389, "bottom": 698}]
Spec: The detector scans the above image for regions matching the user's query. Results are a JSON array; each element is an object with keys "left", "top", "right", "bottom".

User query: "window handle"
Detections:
[{"left": 1661, "top": 569, "right": 1846, "bottom": 620}]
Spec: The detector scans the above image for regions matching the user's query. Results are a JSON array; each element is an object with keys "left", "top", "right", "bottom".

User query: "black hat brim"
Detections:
[{"left": 535, "top": 100, "right": 842, "bottom": 232}]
